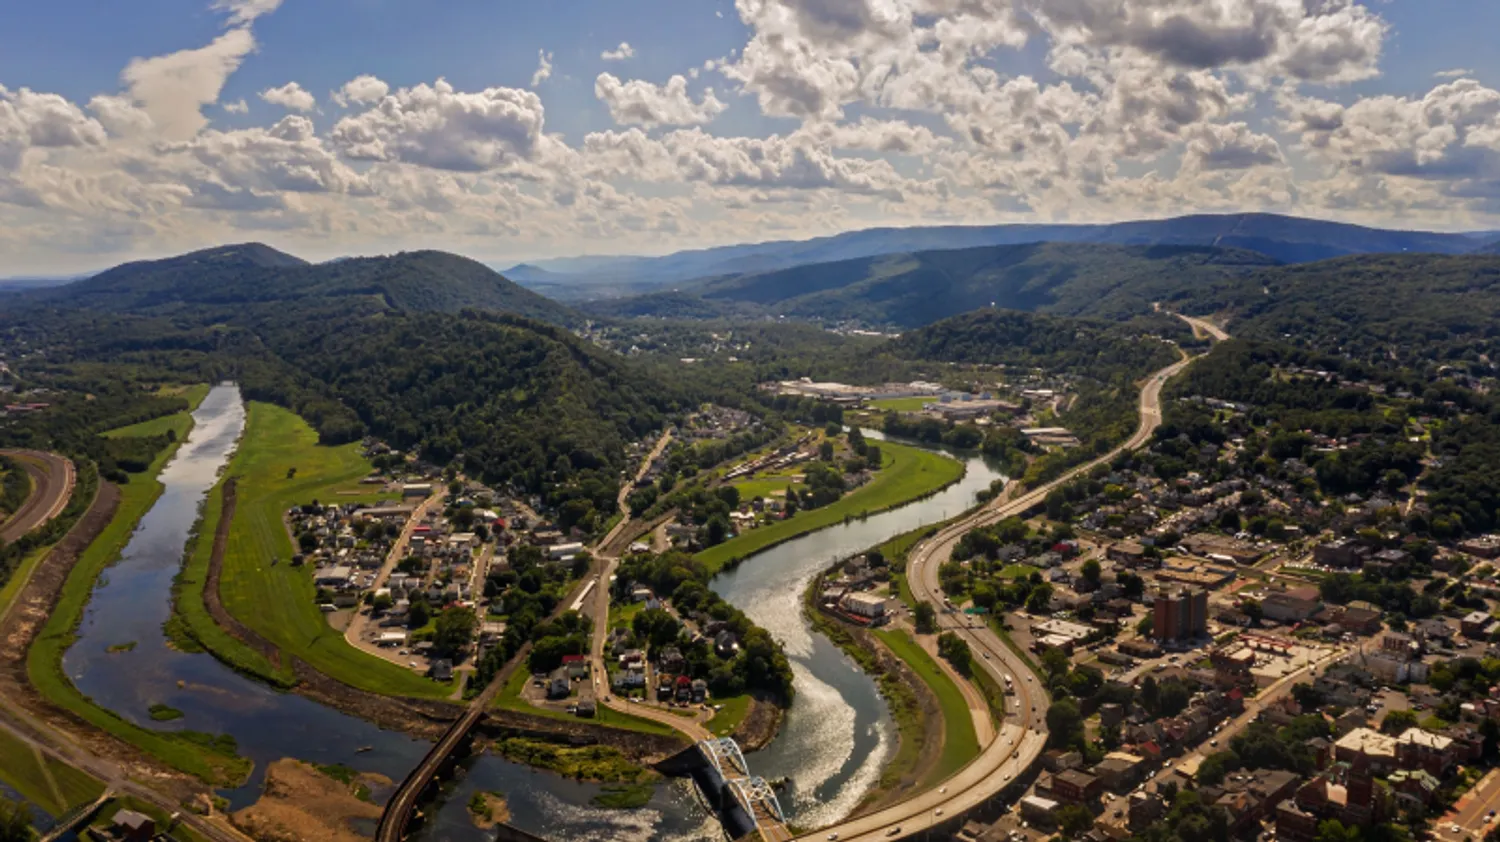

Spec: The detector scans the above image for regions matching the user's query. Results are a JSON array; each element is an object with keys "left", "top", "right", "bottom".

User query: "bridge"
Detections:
[
  {"left": 694, "top": 737, "right": 791, "bottom": 842},
  {"left": 38, "top": 788, "right": 112, "bottom": 842}
]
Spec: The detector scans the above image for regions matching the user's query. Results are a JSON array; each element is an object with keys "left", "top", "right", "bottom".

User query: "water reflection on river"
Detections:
[{"left": 49, "top": 388, "right": 1001, "bottom": 841}]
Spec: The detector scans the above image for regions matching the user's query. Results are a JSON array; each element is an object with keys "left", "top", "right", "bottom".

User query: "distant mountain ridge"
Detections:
[
  {"left": 27, "top": 243, "right": 576, "bottom": 326},
  {"left": 510, "top": 212, "right": 1492, "bottom": 299},
  {"left": 583, "top": 241, "right": 1278, "bottom": 328}
]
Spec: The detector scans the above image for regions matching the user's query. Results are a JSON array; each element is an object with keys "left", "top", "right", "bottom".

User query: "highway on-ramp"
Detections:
[{"left": 798, "top": 317, "right": 1220, "bottom": 841}]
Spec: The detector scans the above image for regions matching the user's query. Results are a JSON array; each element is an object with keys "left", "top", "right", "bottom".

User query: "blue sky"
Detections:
[{"left": 4, "top": 0, "right": 1500, "bottom": 272}]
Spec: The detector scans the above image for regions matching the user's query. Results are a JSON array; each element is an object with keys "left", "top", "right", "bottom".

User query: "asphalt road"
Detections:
[
  {"left": 0, "top": 449, "right": 75, "bottom": 544},
  {"left": 800, "top": 320, "right": 1216, "bottom": 842}
]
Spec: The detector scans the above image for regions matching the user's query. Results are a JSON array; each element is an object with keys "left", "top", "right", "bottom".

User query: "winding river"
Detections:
[{"left": 32, "top": 387, "right": 1007, "bottom": 841}]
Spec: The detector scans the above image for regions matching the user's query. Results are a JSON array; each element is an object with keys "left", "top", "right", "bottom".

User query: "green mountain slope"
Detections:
[
  {"left": 31, "top": 245, "right": 576, "bottom": 325},
  {"left": 583, "top": 242, "right": 1276, "bottom": 328}
]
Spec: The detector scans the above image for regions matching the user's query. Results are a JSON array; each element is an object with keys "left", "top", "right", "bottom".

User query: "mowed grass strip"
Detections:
[
  {"left": 872, "top": 629, "right": 979, "bottom": 787},
  {"left": 27, "top": 436, "right": 251, "bottom": 785},
  {"left": 696, "top": 439, "right": 964, "bottom": 574},
  {"left": 171, "top": 473, "right": 295, "bottom": 687},
  {"left": 215, "top": 403, "right": 453, "bottom": 699},
  {"left": 868, "top": 397, "right": 932, "bottom": 413}
]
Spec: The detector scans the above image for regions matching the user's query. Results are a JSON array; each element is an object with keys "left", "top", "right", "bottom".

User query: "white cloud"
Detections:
[
  {"left": 595, "top": 73, "right": 727, "bottom": 127},
  {"left": 329, "top": 78, "right": 546, "bottom": 171},
  {"left": 223, "top": 99, "right": 249, "bottom": 114},
  {"left": 336, "top": 75, "right": 389, "bottom": 107},
  {"left": 212, "top": 0, "right": 283, "bottom": 26},
  {"left": 1435, "top": 68, "right": 1475, "bottom": 79},
  {"left": 601, "top": 42, "right": 636, "bottom": 61},
  {"left": 121, "top": 27, "right": 257, "bottom": 140},
  {"left": 259, "top": 82, "right": 316, "bottom": 113},
  {"left": 531, "top": 50, "right": 553, "bottom": 87}
]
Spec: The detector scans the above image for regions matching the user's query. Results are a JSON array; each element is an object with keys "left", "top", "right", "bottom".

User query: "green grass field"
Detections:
[
  {"left": 873, "top": 629, "right": 980, "bottom": 787},
  {"left": 102, "top": 385, "right": 210, "bottom": 439},
  {"left": 999, "top": 563, "right": 1041, "bottom": 579},
  {"left": 729, "top": 477, "right": 794, "bottom": 500},
  {"left": 696, "top": 440, "right": 964, "bottom": 574},
  {"left": 213, "top": 402, "right": 455, "bottom": 699},
  {"left": 27, "top": 431, "right": 252, "bottom": 785},
  {"left": 706, "top": 694, "right": 753, "bottom": 735},
  {"left": 0, "top": 727, "right": 104, "bottom": 817},
  {"left": 91, "top": 797, "right": 211, "bottom": 842},
  {"left": 868, "top": 397, "right": 933, "bottom": 413}
]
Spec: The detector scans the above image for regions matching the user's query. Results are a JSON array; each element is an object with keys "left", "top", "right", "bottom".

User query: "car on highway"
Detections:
[
  {"left": 887, "top": 828, "right": 902, "bottom": 837},
  {"left": 827, "top": 834, "right": 838, "bottom": 840}
]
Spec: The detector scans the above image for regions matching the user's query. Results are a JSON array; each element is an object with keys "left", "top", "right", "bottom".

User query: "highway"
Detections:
[
  {"left": 798, "top": 316, "right": 1219, "bottom": 841},
  {"left": 0, "top": 449, "right": 75, "bottom": 544}
]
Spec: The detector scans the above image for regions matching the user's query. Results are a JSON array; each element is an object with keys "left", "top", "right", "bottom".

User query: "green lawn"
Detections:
[
  {"left": 730, "top": 477, "right": 795, "bottom": 500},
  {"left": 212, "top": 403, "right": 455, "bottom": 699},
  {"left": 868, "top": 397, "right": 933, "bottom": 413},
  {"left": 696, "top": 440, "right": 964, "bottom": 574},
  {"left": 102, "top": 384, "right": 210, "bottom": 439},
  {"left": 706, "top": 694, "right": 753, "bottom": 735},
  {"left": 0, "top": 727, "right": 104, "bottom": 817},
  {"left": 27, "top": 432, "right": 252, "bottom": 785},
  {"left": 92, "top": 797, "right": 210, "bottom": 842},
  {"left": 999, "top": 564, "right": 1041, "bottom": 579},
  {"left": 873, "top": 629, "right": 980, "bottom": 787},
  {"left": 608, "top": 600, "right": 644, "bottom": 631}
]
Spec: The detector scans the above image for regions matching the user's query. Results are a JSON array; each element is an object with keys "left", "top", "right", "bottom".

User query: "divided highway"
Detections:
[
  {"left": 0, "top": 449, "right": 75, "bottom": 544},
  {"left": 800, "top": 316, "right": 1221, "bottom": 841}
]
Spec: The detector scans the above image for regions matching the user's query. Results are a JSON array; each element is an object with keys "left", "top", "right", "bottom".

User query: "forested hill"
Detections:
[
  {"left": 1173, "top": 253, "right": 1500, "bottom": 368},
  {"left": 26, "top": 244, "right": 577, "bottom": 326},
  {"left": 516, "top": 211, "right": 1483, "bottom": 298},
  {"left": 891, "top": 309, "right": 1182, "bottom": 374},
  {"left": 582, "top": 242, "right": 1276, "bottom": 328}
]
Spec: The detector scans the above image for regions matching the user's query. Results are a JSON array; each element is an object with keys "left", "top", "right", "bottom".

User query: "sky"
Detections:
[{"left": 4, "top": 0, "right": 1500, "bottom": 274}]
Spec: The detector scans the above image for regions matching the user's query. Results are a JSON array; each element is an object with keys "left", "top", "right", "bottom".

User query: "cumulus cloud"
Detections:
[
  {"left": 0, "top": 86, "right": 109, "bottom": 167},
  {"left": 259, "top": 82, "right": 315, "bottom": 112},
  {"left": 329, "top": 78, "right": 546, "bottom": 171},
  {"left": 531, "top": 50, "right": 553, "bottom": 87},
  {"left": 601, "top": 42, "right": 635, "bottom": 61},
  {"left": 595, "top": 73, "right": 727, "bottom": 127},
  {"left": 223, "top": 99, "right": 249, "bottom": 114},
  {"left": 1435, "top": 68, "right": 1474, "bottom": 79},
  {"left": 121, "top": 27, "right": 257, "bottom": 140},
  {"left": 335, "top": 75, "right": 389, "bottom": 107}
]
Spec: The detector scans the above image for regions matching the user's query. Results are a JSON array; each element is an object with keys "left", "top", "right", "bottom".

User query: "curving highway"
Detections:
[
  {"left": 799, "top": 317, "right": 1222, "bottom": 841},
  {"left": 0, "top": 449, "right": 75, "bottom": 544}
]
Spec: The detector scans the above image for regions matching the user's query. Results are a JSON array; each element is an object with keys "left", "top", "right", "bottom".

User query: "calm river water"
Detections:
[{"left": 38, "top": 387, "right": 1005, "bottom": 841}]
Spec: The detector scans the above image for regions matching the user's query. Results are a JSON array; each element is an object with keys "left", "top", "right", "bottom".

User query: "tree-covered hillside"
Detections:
[
  {"left": 582, "top": 242, "right": 1275, "bottom": 328},
  {"left": 25, "top": 245, "right": 576, "bottom": 326}
]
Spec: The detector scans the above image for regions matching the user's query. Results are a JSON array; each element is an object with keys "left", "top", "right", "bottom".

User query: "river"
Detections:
[{"left": 34, "top": 388, "right": 1006, "bottom": 841}]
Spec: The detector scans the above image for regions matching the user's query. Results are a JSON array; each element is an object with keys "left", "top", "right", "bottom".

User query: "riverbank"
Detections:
[
  {"left": 696, "top": 437, "right": 965, "bottom": 575},
  {"left": 12, "top": 390, "right": 254, "bottom": 787}
]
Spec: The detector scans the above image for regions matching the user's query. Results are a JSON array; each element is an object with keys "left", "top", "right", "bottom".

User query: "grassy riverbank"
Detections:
[
  {"left": 696, "top": 439, "right": 964, "bottom": 575},
  {"left": 872, "top": 629, "right": 981, "bottom": 787},
  {"left": 209, "top": 402, "right": 454, "bottom": 699},
  {"left": 26, "top": 390, "right": 254, "bottom": 785},
  {"left": 100, "top": 385, "right": 210, "bottom": 440},
  {"left": 0, "top": 727, "right": 104, "bottom": 817}
]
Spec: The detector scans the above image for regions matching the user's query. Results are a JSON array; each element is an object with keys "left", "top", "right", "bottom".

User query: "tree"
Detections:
[
  {"left": 408, "top": 599, "right": 431, "bottom": 629},
  {"left": 433, "top": 606, "right": 478, "bottom": 658},
  {"left": 937, "top": 632, "right": 973, "bottom": 677},
  {"left": 286, "top": 466, "right": 297, "bottom": 479},
  {"left": 865, "top": 444, "right": 881, "bottom": 466},
  {"left": 1380, "top": 709, "right": 1419, "bottom": 735},
  {"left": 819, "top": 440, "right": 835, "bottom": 461},
  {"left": 1120, "top": 572, "right": 1145, "bottom": 599},
  {"left": 1046, "top": 697, "right": 1084, "bottom": 748},
  {"left": 1041, "top": 646, "right": 1071, "bottom": 681},
  {"left": 914, "top": 602, "right": 937, "bottom": 634},
  {"left": 1081, "top": 558, "right": 1102, "bottom": 584},
  {"left": 1026, "top": 583, "right": 1054, "bottom": 613},
  {"left": 1056, "top": 805, "right": 1094, "bottom": 837},
  {"left": 0, "top": 799, "right": 31, "bottom": 842},
  {"left": 1197, "top": 750, "right": 1242, "bottom": 786}
]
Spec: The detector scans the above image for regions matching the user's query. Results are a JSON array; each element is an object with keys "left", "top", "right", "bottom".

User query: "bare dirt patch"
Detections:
[{"left": 231, "top": 759, "right": 384, "bottom": 842}]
